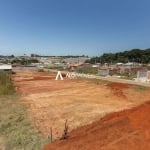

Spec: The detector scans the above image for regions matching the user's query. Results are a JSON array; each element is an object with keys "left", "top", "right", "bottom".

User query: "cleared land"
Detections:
[
  {"left": 45, "top": 101, "right": 150, "bottom": 150},
  {"left": 12, "top": 69, "right": 150, "bottom": 145}
]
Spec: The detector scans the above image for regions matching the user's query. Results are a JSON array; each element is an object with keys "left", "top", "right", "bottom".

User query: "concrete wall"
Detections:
[{"left": 98, "top": 69, "right": 109, "bottom": 76}]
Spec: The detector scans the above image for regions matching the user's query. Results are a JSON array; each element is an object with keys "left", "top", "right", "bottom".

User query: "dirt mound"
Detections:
[
  {"left": 44, "top": 101, "right": 150, "bottom": 150},
  {"left": 107, "top": 82, "right": 131, "bottom": 98},
  {"left": 107, "top": 82, "right": 130, "bottom": 89}
]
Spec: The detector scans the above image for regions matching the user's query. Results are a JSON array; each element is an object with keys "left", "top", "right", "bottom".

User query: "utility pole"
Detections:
[{"left": 95, "top": 58, "right": 96, "bottom": 64}]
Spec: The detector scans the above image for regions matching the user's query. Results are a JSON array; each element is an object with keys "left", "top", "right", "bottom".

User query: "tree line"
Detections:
[
  {"left": 11, "top": 58, "right": 39, "bottom": 65},
  {"left": 31, "top": 54, "right": 88, "bottom": 58},
  {"left": 86, "top": 48, "right": 150, "bottom": 64}
]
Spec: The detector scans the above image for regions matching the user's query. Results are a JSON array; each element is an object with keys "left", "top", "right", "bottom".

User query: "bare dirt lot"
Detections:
[
  {"left": 12, "top": 70, "right": 150, "bottom": 149},
  {"left": 44, "top": 101, "right": 150, "bottom": 150}
]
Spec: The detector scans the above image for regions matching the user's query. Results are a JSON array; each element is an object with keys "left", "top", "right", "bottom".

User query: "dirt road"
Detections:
[{"left": 49, "top": 69, "right": 150, "bottom": 87}]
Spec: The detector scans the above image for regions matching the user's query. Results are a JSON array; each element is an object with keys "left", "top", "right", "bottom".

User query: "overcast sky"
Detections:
[{"left": 0, "top": 0, "right": 150, "bottom": 56}]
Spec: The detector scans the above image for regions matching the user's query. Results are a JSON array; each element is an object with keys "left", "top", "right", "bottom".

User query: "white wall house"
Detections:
[
  {"left": 0, "top": 64, "right": 12, "bottom": 73},
  {"left": 135, "top": 71, "right": 150, "bottom": 83}
]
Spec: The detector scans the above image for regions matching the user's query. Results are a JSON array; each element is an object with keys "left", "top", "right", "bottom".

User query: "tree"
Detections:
[{"left": 87, "top": 48, "right": 150, "bottom": 64}]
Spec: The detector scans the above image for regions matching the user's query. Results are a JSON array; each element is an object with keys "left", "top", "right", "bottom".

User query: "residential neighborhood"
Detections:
[{"left": 1, "top": 54, "right": 150, "bottom": 83}]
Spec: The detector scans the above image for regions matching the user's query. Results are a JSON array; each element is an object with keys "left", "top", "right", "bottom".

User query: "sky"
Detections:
[{"left": 0, "top": 0, "right": 150, "bottom": 56}]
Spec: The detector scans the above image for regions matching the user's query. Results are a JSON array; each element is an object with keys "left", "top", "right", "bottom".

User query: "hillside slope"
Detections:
[{"left": 44, "top": 101, "right": 150, "bottom": 150}]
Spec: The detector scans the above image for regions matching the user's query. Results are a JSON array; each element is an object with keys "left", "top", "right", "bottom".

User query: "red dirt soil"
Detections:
[
  {"left": 107, "top": 82, "right": 130, "bottom": 89},
  {"left": 107, "top": 82, "right": 131, "bottom": 98},
  {"left": 44, "top": 101, "right": 150, "bottom": 150}
]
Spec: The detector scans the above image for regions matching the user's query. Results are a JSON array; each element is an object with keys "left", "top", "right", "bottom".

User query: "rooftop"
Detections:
[{"left": 0, "top": 64, "right": 12, "bottom": 70}]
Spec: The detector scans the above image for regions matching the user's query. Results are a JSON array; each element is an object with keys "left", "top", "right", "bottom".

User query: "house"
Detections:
[
  {"left": 0, "top": 64, "right": 12, "bottom": 73},
  {"left": 68, "top": 63, "right": 84, "bottom": 71},
  {"left": 98, "top": 67, "right": 109, "bottom": 76}
]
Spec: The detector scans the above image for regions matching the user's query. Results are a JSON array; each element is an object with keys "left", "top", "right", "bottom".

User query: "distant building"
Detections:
[
  {"left": 63, "top": 57, "right": 89, "bottom": 64},
  {"left": 68, "top": 63, "right": 84, "bottom": 71},
  {"left": 98, "top": 68, "right": 109, "bottom": 76},
  {"left": 0, "top": 64, "right": 12, "bottom": 73}
]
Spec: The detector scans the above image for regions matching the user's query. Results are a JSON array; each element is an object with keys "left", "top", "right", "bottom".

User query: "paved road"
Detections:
[
  {"left": 96, "top": 76, "right": 150, "bottom": 87},
  {"left": 46, "top": 69, "right": 150, "bottom": 87}
]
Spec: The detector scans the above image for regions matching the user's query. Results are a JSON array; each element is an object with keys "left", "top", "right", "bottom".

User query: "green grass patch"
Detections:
[
  {"left": 132, "top": 85, "right": 149, "bottom": 91},
  {"left": 45, "top": 66, "right": 64, "bottom": 71},
  {"left": 0, "top": 73, "right": 48, "bottom": 149},
  {"left": 77, "top": 67, "right": 98, "bottom": 74},
  {"left": 0, "top": 73, "right": 15, "bottom": 95},
  {"left": 120, "top": 74, "right": 137, "bottom": 80}
]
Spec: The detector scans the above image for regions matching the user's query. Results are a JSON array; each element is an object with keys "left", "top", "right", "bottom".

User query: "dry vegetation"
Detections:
[
  {"left": 0, "top": 72, "right": 48, "bottom": 150},
  {"left": 13, "top": 70, "right": 150, "bottom": 143},
  {"left": 45, "top": 101, "right": 150, "bottom": 150}
]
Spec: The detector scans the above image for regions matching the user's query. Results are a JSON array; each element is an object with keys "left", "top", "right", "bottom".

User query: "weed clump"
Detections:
[
  {"left": 0, "top": 73, "right": 48, "bottom": 149},
  {"left": 60, "top": 120, "right": 69, "bottom": 140},
  {"left": 0, "top": 73, "right": 15, "bottom": 95}
]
